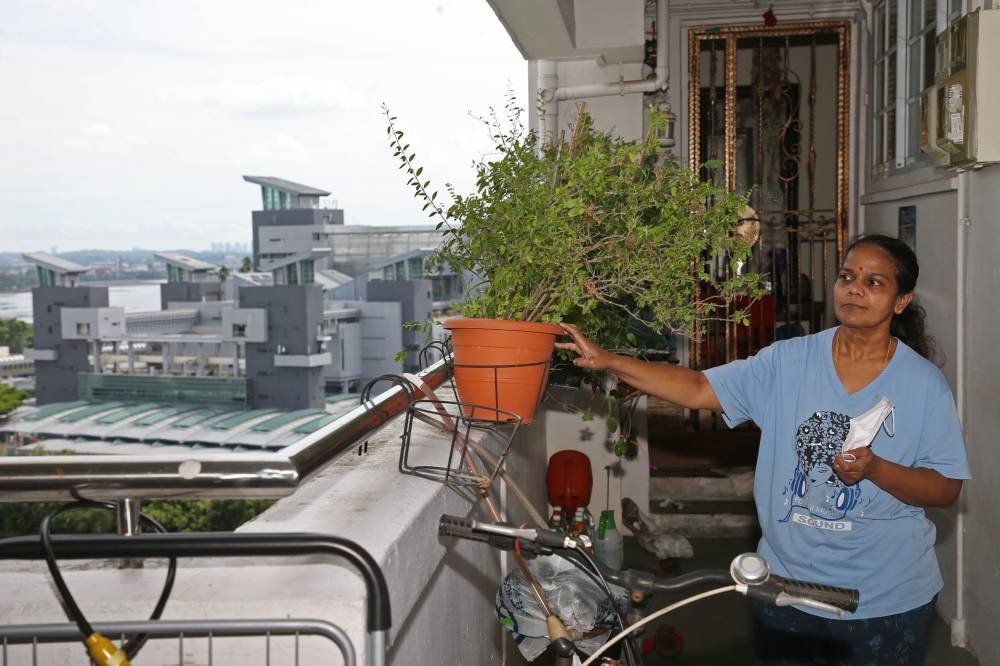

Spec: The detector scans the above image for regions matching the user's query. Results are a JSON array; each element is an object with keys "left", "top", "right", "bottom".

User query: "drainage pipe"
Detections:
[
  {"left": 538, "top": 60, "right": 559, "bottom": 144},
  {"left": 538, "top": 0, "right": 669, "bottom": 140},
  {"left": 952, "top": 168, "right": 970, "bottom": 647}
]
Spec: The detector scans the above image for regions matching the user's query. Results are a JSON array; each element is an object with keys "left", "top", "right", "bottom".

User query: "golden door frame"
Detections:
[
  {"left": 687, "top": 20, "right": 851, "bottom": 254},
  {"left": 687, "top": 21, "right": 851, "bottom": 368}
]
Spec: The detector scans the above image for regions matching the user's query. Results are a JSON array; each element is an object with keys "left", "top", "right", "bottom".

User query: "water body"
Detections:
[{"left": 0, "top": 281, "right": 164, "bottom": 322}]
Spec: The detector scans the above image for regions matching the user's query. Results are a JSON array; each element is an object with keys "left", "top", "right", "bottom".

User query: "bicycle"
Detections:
[{"left": 438, "top": 513, "right": 859, "bottom": 666}]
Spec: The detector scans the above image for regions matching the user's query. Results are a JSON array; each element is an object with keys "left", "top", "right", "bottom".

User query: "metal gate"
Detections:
[{"left": 688, "top": 21, "right": 851, "bottom": 368}]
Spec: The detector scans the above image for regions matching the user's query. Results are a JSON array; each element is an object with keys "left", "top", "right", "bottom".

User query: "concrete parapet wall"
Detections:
[{"left": 0, "top": 400, "right": 553, "bottom": 664}]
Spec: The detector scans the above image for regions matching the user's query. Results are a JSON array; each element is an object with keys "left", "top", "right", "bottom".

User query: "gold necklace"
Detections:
[{"left": 834, "top": 330, "right": 895, "bottom": 375}]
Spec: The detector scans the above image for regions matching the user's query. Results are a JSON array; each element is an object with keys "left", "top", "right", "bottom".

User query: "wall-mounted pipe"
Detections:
[
  {"left": 538, "top": 59, "right": 559, "bottom": 144},
  {"left": 952, "top": 168, "right": 970, "bottom": 647},
  {"left": 538, "top": 0, "right": 669, "bottom": 140}
]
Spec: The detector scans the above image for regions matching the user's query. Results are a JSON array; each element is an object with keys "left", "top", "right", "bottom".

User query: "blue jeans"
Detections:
[{"left": 752, "top": 595, "right": 938, "bottom": 665}]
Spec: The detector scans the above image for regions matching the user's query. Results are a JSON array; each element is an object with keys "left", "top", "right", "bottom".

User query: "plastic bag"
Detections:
[{"left": 495, "top": 554, "right": 628, "bottom": 661}]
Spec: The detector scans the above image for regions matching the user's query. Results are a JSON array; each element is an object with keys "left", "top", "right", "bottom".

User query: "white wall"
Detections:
[
  {"left": 861, "top": 190, "right": 958, "bottom": 385},
  {"left": 552, "top": 61, "right": 646, "bottom": 140},
  {"left": 960, "top": 163, "right": 1000, "bottom": 666},
  {"left": 861, "top": 164, "right": 1000, "bottom": 664},
  {"left": 541, "top": 385, "right": 650, "bottom": 534},
  {"left": 861, "top": 186, "right": 963, "bottom": 622}
]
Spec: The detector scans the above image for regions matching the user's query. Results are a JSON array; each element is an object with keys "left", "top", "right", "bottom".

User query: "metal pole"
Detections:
[{"left": 115, "top": 498, "right": 141, "bottom": 536}]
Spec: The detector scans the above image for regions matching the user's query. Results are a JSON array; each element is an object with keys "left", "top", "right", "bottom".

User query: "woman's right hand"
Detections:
[{"left": 554, "top": 323, "right": 616, "bottom": 371}]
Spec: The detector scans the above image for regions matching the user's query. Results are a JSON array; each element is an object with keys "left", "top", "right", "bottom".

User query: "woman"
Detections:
[{"left": 557, "top": 234, "right": 970, "bottom": 665}]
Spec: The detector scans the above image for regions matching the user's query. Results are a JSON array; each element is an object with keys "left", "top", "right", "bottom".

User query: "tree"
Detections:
[
  {"left": 0, "top": 448, "right": 273, "bottom": 536},
  {"left": 239, "top": 257, "right": 254, "bottom": 273},
  {"left": 0, "top": 319, "right": 32, "bottom": 354},
  {"left": 0, "top": 384, "right": 28, "bottom": 419},
  {"left": 0, "top": 497, "right": 274, "bottom": 537},
  {"left": 217, "top": 266, "right": 231, "bottom": 283}
]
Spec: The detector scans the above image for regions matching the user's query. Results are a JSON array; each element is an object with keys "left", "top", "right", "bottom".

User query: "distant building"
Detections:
[
  {"left": 155, "top": 251, "right": 218, "bottom": 283},
  {"left": 21, "top": 253, "right": 110, "bottom": 405},
  {"left": 0, "top": 346, "right": 33, "bottom": 380},
  {"left": 19, "top": 247, "right": 419, "bottom": 407},
  {"left": 243, "top": 175, "right": 443, "bottom": 275},
  {"left": 22, "top": 251, "right": 87, "bottom": 288},
  {"left": 237, "top": 284, "right": 328, "bottom": 410},
  {"left": 12, "top": 173, "right": 459, "bottom": 440},
  {"left": 155, "top": 251, "right": 224, "bottom": 308}
]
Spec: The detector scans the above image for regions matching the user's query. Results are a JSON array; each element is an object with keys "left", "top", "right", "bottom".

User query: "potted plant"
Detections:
[{"left": 384, "top": 101, "right": 759, "bottom": 426}]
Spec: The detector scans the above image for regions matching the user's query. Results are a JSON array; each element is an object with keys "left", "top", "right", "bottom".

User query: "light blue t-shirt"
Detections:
[{"left": 704, "top": 326, "right": 971, "bottom": 619}]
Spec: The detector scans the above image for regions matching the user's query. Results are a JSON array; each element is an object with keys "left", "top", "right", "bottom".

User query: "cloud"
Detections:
[
  {"left": 0, "top": 0, "right": 527, "bottom": 251},
  {"left": 233, "top": 132, "right": 310, "bottom": 167},
  {"left": 155, "top": 77, "right": 371, "bottom": 119},
  {"left": 62, "top": 123, "right": 146, "bottom": 154}
]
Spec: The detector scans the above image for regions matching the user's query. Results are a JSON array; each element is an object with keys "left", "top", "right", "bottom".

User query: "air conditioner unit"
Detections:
[
  {"left": 934, "top": 26, "right": 951, "bottom": 85},
  {"left": 920, "top": 85, "right": 950, "bottom": 167},
  {"left": 934, "top": 9, "right": 1000, "bottom": 166}
]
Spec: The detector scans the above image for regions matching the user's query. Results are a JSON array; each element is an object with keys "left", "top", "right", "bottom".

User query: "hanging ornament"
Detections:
[{"left": 645, "top": 89, "right": 676, "bottom": 149}]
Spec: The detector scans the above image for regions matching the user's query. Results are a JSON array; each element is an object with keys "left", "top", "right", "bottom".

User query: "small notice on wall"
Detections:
[{"left": 898, "top": 205, "right": 916, "bottom": 252}]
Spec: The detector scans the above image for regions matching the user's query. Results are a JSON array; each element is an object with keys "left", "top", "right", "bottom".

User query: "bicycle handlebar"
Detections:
[
  {"left": 769, "top": 574, "right": 859, "bottom": 613},
  {"left": 728, "top": 551, "right": 858, "bottom": 613},
  {"left": 438, "top": 514, "right": 860, "bottom": 615},
  {"left": 438, "top": 514, "right": 574, "bottom": 550}
]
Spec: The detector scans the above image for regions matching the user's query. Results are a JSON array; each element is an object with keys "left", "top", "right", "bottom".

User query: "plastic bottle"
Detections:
[
  {"left": 548, "top": 506, "right": 563, "bottom": 531},
  {"left": 570, "top": 507, "right": 585, "bottom": 537},
  {"left": 594, "top": 509, "right": 623, "bottom": 570}
]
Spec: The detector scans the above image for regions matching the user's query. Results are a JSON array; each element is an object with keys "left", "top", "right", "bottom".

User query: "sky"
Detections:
[{"left": 0, "top": 0, "right": 527, "bottom": 252}]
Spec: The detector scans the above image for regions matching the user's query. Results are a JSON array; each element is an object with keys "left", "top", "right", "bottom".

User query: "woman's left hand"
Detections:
[
  {"left": 833, "top": 447, "right": 878, "bottom": 485},
  {"left": 834, "top": 447, "right": 963, "bottom": 507}
]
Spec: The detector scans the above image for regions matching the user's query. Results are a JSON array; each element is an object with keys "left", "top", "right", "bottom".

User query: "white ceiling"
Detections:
[{"left": 486, "top": 0, "right": 862, "bottom": 62}]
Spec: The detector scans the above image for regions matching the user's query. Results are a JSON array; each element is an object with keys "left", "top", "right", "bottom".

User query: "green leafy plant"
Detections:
[
  {"left": 0, "top": 319, "right": 33, "bottom": 354},
  {"left": 384, "top": 99, "right": 763, "bottom": 454},
  {"left": 393, "top": 318, "right": 435, "bottom": 365},
  {"left": 0, "top": 448, "right": 273, "bottom": 536},
  {"left": 384, "top": 100, "right": 760, "bottom": 352},
  {"left": 0, "top": 499, "right": 275, "bottom": 537},
  {"left": 0, "top": 384, "right": 28, "bottom": 420}
]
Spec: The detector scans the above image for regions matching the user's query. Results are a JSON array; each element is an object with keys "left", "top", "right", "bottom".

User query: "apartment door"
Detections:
[{"left": 688, "top": 22, "right": 851, "bottom": 368}]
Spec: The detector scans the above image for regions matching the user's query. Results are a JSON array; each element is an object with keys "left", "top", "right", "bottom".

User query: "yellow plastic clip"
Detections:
[{"left": 86, "top": 633, "right": 131, "bottom": 666}]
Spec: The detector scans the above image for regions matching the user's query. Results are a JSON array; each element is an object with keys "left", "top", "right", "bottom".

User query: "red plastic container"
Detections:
[{"left": 547, "top": 450, "right": 593, "bottom": 518}]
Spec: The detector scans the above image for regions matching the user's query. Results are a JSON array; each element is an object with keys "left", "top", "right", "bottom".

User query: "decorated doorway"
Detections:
[{"left": 688, "top": 21, "right": 851, "bottom": 367}]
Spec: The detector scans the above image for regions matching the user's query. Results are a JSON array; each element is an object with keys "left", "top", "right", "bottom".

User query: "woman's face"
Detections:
[{"left": 834, "top": 243, "right": 913, "bottom": 330}]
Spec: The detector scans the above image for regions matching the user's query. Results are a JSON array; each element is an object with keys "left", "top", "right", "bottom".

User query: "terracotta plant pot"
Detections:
[{"left": 443, "top": 318, "right": 564, "bottom": 424}]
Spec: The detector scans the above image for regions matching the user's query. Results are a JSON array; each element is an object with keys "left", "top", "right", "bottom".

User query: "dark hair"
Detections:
[{"left": 843, "top": 233, "right": 936, "bottom": 360}]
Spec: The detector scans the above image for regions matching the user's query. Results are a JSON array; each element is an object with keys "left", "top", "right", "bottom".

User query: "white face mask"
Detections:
[{"left": 842, "top": 396, "right": 895, "bottom": 454}]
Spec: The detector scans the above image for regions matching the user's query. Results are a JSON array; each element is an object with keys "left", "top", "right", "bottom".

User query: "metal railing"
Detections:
[
  {"left": 0, "top": 359, "right": 450, "bottom": 502},
  {"left": 0, "top": 618, "right": 354, "bottom": 666},
  {"left": 0, "top": 532, "right": 391, "bottom": 666}
]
